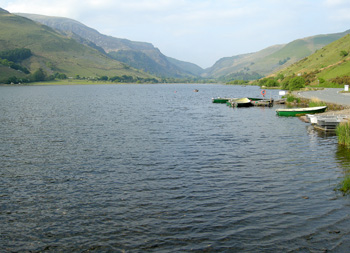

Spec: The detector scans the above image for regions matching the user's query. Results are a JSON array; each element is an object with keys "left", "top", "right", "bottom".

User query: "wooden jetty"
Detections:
[{"left": 306, "top": 114, "right": 350, "bottom": 131}]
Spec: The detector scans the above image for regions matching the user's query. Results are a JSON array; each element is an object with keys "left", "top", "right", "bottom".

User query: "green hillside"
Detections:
[
  {"left": 0, "top": 10, "right": 152, "bottom": 83},
  {"left": 203, "top": 45, "right": 283, "bottom": 79},
  {"left": 278, "top": 34, "right": 350, "bottom": 79},
  {"left": 204, "top": 31, "right": 350, "bottom": 80},
  {"left": 166, "top": 57, "right": 204, "bottom": 76},
  {"left": 18, "top": 13, "right": 203, "bottom": 78},
  {"left": 256, "top": 34, "right": 350, "bottom": 90}
]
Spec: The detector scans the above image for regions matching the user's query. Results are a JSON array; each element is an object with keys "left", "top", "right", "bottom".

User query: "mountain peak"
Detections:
[{"left": 0, "top": 7, "right": 10, "bottom": 14}]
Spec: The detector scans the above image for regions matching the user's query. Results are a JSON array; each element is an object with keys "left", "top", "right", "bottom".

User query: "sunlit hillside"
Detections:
[
  {"left": 0, "top": 10, "right": 152, "bottom": 83},
  {"left": 276, "top": 34, "right": 350, "bottom": 83}
]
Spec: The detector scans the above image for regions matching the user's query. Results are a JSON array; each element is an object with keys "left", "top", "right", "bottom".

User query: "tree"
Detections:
[
  {"left": 55, "top": 72, "right": 67, "bottom": 79},
  {"left": 31, "top": 68, "right": 46, "bottom": 82},
  {"left": 289, "top": 76, "right": 305, "bottom": 91},
  {"left": 276, "top": 73, "right": 284, "bottom": 81},
  {"left": 0, "top": 48, "right": 32, "bottom": 62},
  {"left": 340, "top": 50, "right": 349, "bottom": 57},
  {"left": 266, "top": 78, "right": 279, "bottom": 87},
  {"left": 99, "top": 75, "right": 108, "bottom": 81},
  {"left": 6, "top": 76, "right": 19, "bottom": 84}
]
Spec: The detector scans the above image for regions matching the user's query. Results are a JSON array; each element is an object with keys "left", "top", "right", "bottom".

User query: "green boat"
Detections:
[
  {"left": 212, "top": 97, "right": 232, "bottom": 103},
  {"left": 276, "top": 106, "right": 327, "bottom": 117},
  {"left": 247, "top": 97, "right": 264, "bottom": 101}
]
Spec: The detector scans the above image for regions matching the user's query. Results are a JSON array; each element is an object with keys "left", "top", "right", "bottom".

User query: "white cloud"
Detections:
[
  {"left": 324, "top": 0, "right": 349, "bottom": 7},
  {"left": 4, "top": 0, "right": 82, "bottom": 17}
]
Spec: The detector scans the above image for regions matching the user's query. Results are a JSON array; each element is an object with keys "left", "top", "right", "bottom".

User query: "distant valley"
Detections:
[
  {"left": 16, "top": 12, "right": 350, "bottom": 81},
  {"left": 17, "top": 13, "right": 203, "bottom": 79},
  {"left": 0, "top": 7, "right": 349, "bottom": 84}
]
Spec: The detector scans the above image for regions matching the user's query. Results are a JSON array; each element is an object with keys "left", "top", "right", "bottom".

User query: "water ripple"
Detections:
[{"left": 0, "top": 84, "right": 349, "bottom": 252}]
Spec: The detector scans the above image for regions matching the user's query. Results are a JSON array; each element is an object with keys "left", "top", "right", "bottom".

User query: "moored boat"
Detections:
[
  {"left": 236, "top": 97, "right": 254, "bottom": 107},
  {"left": 276, "top": 106, "right": 327, "bottom": 117},
  {"left": 251, "top": 99, "right": 274, "bottom": 107},
  {"left": 212, "top": 97, "right": 232, "bottom": 103},
  {"left": 227, "top": 97, "right": 253, "bottom": 107},
  {"left": 247, "top": 97, "right": 264, "bottom": 101}
]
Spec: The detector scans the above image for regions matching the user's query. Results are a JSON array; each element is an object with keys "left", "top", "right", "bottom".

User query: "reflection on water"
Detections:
[
  {"left": 306, "top": 125, "right": 337, "bottom": 138},
  {"left": 335, "top": 145, "right": 350, "bottom": 169},
  {"left": 335, "top": 145, "right": 350, "bottom": 196}
]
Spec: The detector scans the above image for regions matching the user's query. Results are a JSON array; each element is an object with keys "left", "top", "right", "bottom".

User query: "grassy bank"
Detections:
[
  {"left": 337, "top": 175, "right": 350, "bottom": 195},
  {"left": 336, "top": 121, "right": 350, "bottom": 147}
]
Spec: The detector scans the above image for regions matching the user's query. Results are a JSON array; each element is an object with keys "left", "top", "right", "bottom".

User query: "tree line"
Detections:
[{"left": 0, "top": 48, "right": 32, "bottom": 75}]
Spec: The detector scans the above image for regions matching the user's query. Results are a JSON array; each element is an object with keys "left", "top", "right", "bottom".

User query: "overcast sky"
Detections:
[{"left": 2, "top": 0, "right": 350, "bottom": 68}]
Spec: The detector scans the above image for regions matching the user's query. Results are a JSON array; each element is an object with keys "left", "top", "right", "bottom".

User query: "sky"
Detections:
[{"left": 2, "top": 0, "right": 350, "bottom": 68}]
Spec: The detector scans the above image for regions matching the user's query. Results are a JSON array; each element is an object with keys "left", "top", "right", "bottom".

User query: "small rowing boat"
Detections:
[
  {"left": 276, "top": 106, "right": 327, "bottom": 117},
  {"left": 212, "top": 97, "right": 232, "bottom": 103},
  {"left": 227, "top": 97, "right": 253, "bottom": 107}
]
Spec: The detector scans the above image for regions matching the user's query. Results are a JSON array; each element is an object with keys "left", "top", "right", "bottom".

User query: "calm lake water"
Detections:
[{"left": 1, "top": 83, "right": 350, "bottom": 252}]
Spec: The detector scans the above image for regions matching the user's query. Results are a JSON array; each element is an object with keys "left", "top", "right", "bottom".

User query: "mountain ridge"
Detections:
[
  {"left": 17, "top": 13, "right": 203, "bottom": 78},
  {"left": 0, "top": 10, "right": 154, "bottom": 83},
  {"left": 3, "top": 8, "right": 349, "bottom": 83},
  {"left": 206, "top": 30, "right": 350, "bottom": 80}
]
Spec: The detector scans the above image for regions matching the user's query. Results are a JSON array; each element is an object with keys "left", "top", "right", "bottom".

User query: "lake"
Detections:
[{"left": 1, "top": 83, "right": 350, "bottom": 252}]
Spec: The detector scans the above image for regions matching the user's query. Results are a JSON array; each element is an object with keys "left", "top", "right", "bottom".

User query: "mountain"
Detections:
[
  {"left": 205, "top": 31, "right": 350, "bottom": 80},
  {"left": 166, "top": 57, "right": 204, "bottom": 76},
  {"left": 17, "top": 13, "right": 203, "bottom": 78},
  {"left": 0, "top": 9, "right": 153, "bottom": 83},
  {"left": 276, "top": 34, "right": 350, "bottom": 82},
  {"left": 0, "top": 7, "right": 9, "bottom": 13}
]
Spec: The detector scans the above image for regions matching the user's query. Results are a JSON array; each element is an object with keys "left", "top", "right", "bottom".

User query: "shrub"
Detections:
[
  {"left": 30, "top": 68, "right": 46, "bottom": 82},
  {"left": 289, "top": 76, "right": 305, "bottom": 91},
  {"left": 340, "top": 50, "right": 349, "bottom": 57},
  {"left": 265, "top": 78, "right": 279, "bottom": 87},
  {"left": 337, "top": 175, "right": 350, "bottom": 195},
  {"left": 318, "top": 78, "right": 325, "bottom": 84},
  {"left": 330, "top": 76, "right": 350, "bottom": 85},
  {"left": 259, "top": 77, "right": 279, "bottom": 87},
  {"left": 276, "top": 73, "right": 284, "bottom": 81},
  {"left": 281, "top": 77, "right": 291, "bottom": 90},
  {"left": 285, "top": 94, "right": 300, "bottom": 103}
]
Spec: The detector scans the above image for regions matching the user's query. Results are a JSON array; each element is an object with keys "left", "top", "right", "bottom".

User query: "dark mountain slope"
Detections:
[{"left": 17, "top": 13, "right": 203, "bottom": 78}]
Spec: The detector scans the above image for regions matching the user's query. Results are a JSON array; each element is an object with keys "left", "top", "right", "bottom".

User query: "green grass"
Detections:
[
  {"left": 336, "top": 121, "right": 350, "bottom": 147},
  {"left": 336, "top": 174, "right": 350, "bottom": 195},
  {"left": 334, "top": 122, "right": 350, "bottom": 195},
  {"left": 278, "top": 34, "right": 350, "bottom": 79},
  {"left": 317, "top": 61, "right": 350, "bottom": 80},
  {"left": 308, "top": 98, "right": 326, "bottom": 107},
  {"left": 0, "top": 65, "right": 26, "bottom": 80},
  {"left": 285, "top": 94, "right": 300, "bottom": 103}
]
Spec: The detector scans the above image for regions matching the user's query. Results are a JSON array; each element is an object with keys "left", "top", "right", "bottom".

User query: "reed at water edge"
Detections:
[
  {"left": 336, "top": 120, "right": 350, "bottom": 147},
  {"left": 336, "top": 120, "right": 350, "bottom": 194}
]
